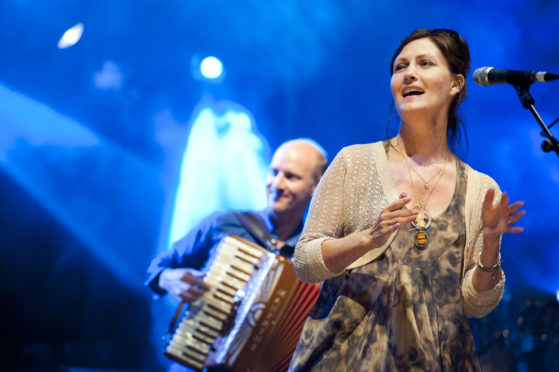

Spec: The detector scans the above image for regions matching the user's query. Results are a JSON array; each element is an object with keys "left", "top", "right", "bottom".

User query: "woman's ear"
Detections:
[{"left": 451, "top": 74, "right": 465, "bottom": 96}]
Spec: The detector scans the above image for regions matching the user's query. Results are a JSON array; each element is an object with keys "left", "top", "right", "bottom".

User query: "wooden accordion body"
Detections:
[{"left": 165, "top": 235, "right": 320, "bottom": 371}]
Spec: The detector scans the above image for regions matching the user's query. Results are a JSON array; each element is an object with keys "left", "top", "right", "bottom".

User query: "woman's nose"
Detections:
[{"left": 403, "top": 64, "right": 418, "bottom": 82}]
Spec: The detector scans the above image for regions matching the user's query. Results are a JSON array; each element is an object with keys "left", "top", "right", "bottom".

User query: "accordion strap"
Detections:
[
  {"left": 233, "top": 211, "right": 272, "bottom": 248},
  {"left": 234, "top": 211, "right": 296, "bottom": 257}
]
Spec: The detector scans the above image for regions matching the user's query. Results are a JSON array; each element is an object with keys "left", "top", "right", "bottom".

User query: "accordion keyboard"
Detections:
[{"left": 165, "top": 235, "right": 271, "bottom": 370}]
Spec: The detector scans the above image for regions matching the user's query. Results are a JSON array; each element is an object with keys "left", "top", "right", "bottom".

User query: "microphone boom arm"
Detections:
[{"left": 513, "top": 82, "right": 559, "bottom": 156}]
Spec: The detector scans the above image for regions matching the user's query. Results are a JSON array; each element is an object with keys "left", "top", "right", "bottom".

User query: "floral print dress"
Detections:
[{"left": 289, "top": 159, "right": 480, "bottom": 372}]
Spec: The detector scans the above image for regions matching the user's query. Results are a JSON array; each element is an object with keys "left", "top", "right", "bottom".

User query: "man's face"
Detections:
[{"left": 266, "top": 143, "right": 319, "bottom": 217}]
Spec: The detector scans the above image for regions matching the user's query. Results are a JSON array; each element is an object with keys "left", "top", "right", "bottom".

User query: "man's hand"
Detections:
[{"left": 159, "top": 268, "right": 211, "bottom": 303}]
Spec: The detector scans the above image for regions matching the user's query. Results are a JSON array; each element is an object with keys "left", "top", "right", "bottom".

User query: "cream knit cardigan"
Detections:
[{"left": 294, "top": 142, "right": 505, "bottom": 318}]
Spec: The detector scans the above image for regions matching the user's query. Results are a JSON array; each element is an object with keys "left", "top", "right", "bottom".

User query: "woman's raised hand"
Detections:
[
  {"left": 482, "top": 189, "right": 525, "bottom": 239},
  {"left": 367, "top": 192, "right": 419, "bottom": 248}
]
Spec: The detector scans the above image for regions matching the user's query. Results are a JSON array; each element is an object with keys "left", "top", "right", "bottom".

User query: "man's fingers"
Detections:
[
  {"left": 180, "top": 272, "right": 202, "bottom": 284},
  {"left": 188, "top": 286, "right": 208, "bottom": 296},
  {"left": 178, "top": 283, "right": 210, "bottom": 303},
  {"left": 179, "top": 292, "right": 199, "bottom": 303},
  {"left": 181, "top": 271, "right": 211, "bottom": 290}
]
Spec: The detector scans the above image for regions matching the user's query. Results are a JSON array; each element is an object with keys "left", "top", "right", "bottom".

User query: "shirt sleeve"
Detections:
[
  {"left": 462, "top": 264, "right": 505, "bottom": 318},
  {"left": 293, "top": 148, "right": 349, "bottom": 283},
  {"left": 144, "top": 212, "right": 222, "bottom": 296}
]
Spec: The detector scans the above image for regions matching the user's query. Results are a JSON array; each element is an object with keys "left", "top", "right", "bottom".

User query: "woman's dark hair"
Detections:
[{"left": 389, "top": 28, "right": 471, "bottom": 152}]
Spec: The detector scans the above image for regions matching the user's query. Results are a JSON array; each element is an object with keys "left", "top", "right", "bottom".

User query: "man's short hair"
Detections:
[{"left": 279, "top": 138, "right": 328, "bottom": 182}]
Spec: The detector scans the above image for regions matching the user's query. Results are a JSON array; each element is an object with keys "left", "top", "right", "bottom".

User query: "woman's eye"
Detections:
[
  {"left": 421, "top": 60, "right": 434, "bottom": 66},
  {"left": 394, "top": 64, "right": 406, "bottom": 72}
]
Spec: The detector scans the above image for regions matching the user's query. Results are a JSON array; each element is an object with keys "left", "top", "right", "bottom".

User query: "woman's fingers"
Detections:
[
  {"left": 382, "top": 222, "right": 400, "bottom": 234},
  {"left": 372, "top": 221, "right": 400, "bottom": 241},
  {"left": 483, "top": 188, "right": 526, "bottom": 235},
  {"left": 499, "top": 192, "right": 510, "bottom": 208},
  {"left": 380, "top": 209, "right": 418, "bottom": 228},
  {"left": 387, "top": 194, "right": 412, "bottom": 211},
  {"left": 508, "top": 201, "right": 525, "bottom": 215},
  {"left": 382, "top": 208, "right": 418, "bottom": 220},
  {"left": 506, "top": 225, "right": 524, "bottom": 234},
  {"left": 384, "top": 195, "right": 417, "bottom": 218},
  {"left": 508, "top": 209, "right": 526, "bottom": 225},
  {"left": 482, "top": 188, "right": 495, "bottom": 211},
  {"left": 376, "top": 195, "right": 419, "bottom": 232},
  {"left": 505, "top": 200, "right": 526, "bottom": 234},
  {"left": 497, "top": 193, "right": 511, "bottom": 219}
]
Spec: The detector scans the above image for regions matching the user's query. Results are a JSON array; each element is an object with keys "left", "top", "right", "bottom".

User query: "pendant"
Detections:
[
  {"left": 415, "top": 230, "right": 428, "bottom": 248},
  {"left": 411, "top": 208, "right": 432, "bottom": 249}
]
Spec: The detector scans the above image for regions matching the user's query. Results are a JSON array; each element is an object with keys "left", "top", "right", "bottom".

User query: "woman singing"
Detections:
[{"left": 289, "top": 28, "right": 526, "bottom": 371}]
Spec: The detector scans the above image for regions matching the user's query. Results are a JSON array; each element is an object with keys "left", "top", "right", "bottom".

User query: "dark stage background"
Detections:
[{"left": 1, "top": 1, "right": 558, "bottom": 371}]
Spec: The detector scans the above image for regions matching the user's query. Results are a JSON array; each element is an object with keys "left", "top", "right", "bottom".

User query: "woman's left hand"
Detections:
[
  {"left": 482, "top": 188, "right": 525, "bottom": 238},
  {"left": 474, "top": 189, "right": 525, "bottom": 291}
]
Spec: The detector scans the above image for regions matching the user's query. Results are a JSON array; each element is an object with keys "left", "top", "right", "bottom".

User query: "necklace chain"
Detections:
[
  {"left": 408, "top": 158, "right": 444, "bottom": 189},
  {"left": 395, "top": 137, "right": 449, "bottom": 212},
  {"left": 391, "top": 137, "right": 450, "bottom": 249}
]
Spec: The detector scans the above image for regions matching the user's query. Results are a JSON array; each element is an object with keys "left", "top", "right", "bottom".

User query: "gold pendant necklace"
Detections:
[
  {"left": 411, "top": 201, "right": 432, "bottom": 249},
  {"left": 394, "top": 137, "right": 448, "bottom": 249}
]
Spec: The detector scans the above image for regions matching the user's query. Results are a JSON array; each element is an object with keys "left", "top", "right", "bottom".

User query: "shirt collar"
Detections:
[{"left": 256, "top": 209, "right": 304, "bottom": 247}]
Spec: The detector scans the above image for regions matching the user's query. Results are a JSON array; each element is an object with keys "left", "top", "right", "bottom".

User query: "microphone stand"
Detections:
[{"left": 513, "top": 82, "right": 559, "bottom": 157}]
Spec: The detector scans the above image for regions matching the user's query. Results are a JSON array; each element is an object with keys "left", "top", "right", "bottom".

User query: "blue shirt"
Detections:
[{"left": 145, "top": 210, "right": 303, "bottom": 297}]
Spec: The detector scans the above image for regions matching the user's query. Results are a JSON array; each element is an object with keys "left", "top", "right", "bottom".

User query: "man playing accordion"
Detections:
[{"left": 145, "top": 139, "right": 328, "bottom": 371}]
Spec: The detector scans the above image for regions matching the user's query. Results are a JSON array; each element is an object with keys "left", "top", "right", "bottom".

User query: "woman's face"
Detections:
[{"left": 390, "top": 37, "right": 462, "bottom": 123}]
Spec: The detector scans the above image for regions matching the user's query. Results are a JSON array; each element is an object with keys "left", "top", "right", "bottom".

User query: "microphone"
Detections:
[{"left": 473, "top": 66, "right": 559, "bottom": 86}]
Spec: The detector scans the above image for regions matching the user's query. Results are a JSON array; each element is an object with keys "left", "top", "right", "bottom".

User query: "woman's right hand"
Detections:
[
  {"left": 321, "top": 193, "right": 418, "bottom": 273},
  {"left": 159, "top": 268, "right": 211, "bottom": 303},
  {"left": 365, "top": 192, "right": 418, "bottom": 249}
]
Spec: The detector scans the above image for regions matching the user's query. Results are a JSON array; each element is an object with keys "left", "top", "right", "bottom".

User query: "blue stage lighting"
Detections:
[
  {"left": 200, "top": 56, "right": 223, "bottom": 80},
  {"left": 0, "top": 83, "right": 161, "bottom": 293}
]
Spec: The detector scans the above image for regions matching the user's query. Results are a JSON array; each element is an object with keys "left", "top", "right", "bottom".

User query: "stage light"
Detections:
[
  {"left": 199, "top": 56, "right": 223, "bottom": 80},
  {"left": 556, "top": 289, "right": 559, "bottom": 303},
  {"left": 57, "top": 23, "right": 84, "bottom": 49},
  {"left": 167, "top": 100, "right": 267, "bottom": 246}
]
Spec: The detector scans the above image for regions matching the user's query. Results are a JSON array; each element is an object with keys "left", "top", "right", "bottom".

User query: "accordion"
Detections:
[{"left": 164, "top": 235, "right": 320, "bottom": 371}]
